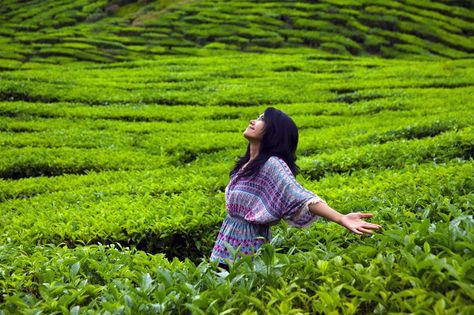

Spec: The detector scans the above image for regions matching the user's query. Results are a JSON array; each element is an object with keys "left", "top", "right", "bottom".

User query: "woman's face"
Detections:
[{"left": 243, "top": 113, "right": 265, "bottom": 141}]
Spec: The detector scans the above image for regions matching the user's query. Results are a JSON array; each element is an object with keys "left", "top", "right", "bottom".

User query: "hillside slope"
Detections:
[{"left": 0, "top": 0, "right": 473, "bottom": 68}]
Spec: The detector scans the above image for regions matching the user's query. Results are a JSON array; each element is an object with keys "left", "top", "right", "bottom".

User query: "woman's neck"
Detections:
[{"left": 249, "top": 141, "right": 260, "bottom": 161}]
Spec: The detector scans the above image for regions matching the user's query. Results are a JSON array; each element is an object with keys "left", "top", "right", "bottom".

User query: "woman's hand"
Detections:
[
  {"left": 339, "top": 213, "right": 382, "bottom": 235},
  {"left": 308, "top": 202, "right": 382, "bottom": 235}
]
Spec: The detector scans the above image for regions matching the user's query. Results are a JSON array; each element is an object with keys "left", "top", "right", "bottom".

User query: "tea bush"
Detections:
[{"left": 0, "top": 1, "right": 473, "bottom": 313}]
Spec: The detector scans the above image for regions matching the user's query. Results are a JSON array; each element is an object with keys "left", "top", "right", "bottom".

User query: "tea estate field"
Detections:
[{"left": 0, "top": 53, "right": 473, "bottom": 314}]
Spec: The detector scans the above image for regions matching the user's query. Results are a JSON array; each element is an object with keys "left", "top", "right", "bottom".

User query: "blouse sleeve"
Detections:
[{"left": 261, "top": 156, "right": 327, "bottom": 228}]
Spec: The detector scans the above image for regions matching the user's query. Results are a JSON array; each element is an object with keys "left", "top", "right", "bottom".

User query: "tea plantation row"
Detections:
[
  {"left": 1, "top": 55, "right": 472, "bottom": 105},
  {"left": 1, "top": 0, "right": 473, "bottom": 67},
  {"left": 0, "top": 52, "right": 473, "bottom": 313},
  {"left": 1, "top": 159, "right": 472, "bottom": 313}
]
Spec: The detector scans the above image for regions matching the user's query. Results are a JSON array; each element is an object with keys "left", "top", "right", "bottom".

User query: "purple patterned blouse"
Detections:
[{"left": 210, "top": 156, "right": 327, "bottom": 264}]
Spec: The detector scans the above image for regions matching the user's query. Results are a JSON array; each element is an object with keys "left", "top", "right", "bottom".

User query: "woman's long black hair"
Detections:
[{"left": 230, "top": 107, "right": 300, "bottom": 179}]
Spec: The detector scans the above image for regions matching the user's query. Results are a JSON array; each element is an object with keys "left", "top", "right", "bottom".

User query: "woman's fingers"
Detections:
[
  {"left": 350, "top": 228, "right": 363, "bottom": 235},
  {"left": 342, "top": 213, "right": 382, "bottom": 235},
  {"left": 357, "top": 213, "right": 382, "bottom": 229},
  {"left": 356, "top": 227, "right": 373, "bottom": 234},
  {"left": 354, "top": 223, "right": 382, "bottom": 234},
  {"left": 358, "top": 213, "right": 373, "bottom": 218},
  {"left": 364, "top": 222, "right": 382, "bottom": 229}
]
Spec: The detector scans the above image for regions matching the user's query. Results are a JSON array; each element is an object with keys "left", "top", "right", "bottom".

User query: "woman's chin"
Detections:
[{"left": 243, "top": 132, "right": 255, "bottom": 139}]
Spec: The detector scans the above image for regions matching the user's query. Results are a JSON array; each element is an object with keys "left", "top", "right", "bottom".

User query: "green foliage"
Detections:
[
  {"left": 1, "top": 208, "right": 473, "bottom": 314},
  {"left": 0, "top": 0, "right": 473, "bottom": 65},
  {"left": 0, "top": 52, "right": 473, "bottom": 313},
  {"left": 0, "top": 1, "right": 473, "bottom": 313},
  {"left": 301, "top": 127, "right": 474, "bottom": 179}
]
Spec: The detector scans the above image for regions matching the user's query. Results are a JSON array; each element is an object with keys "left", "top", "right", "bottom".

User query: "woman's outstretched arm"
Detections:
[{"left": 308, "top": 202, "right": 381, "bottom": 235}]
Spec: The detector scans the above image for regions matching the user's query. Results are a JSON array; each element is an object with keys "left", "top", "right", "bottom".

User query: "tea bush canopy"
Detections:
[
  {"left": 0, "top": 0, "right": 473, "bottom": 314},
  {"left": 0, "top": 0, "right": 473, "bottom": 68}
]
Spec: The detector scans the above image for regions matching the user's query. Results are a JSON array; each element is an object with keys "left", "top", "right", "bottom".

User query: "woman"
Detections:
[{"left": 210, "top": 107, "right": 381, "bottom": 267}]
